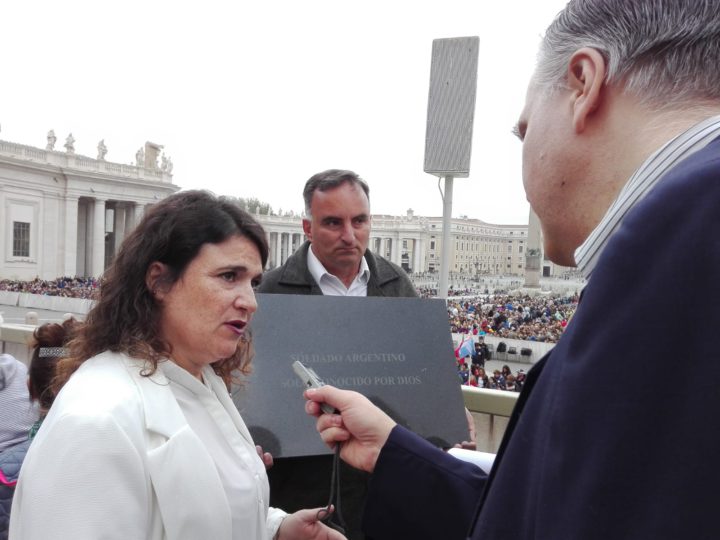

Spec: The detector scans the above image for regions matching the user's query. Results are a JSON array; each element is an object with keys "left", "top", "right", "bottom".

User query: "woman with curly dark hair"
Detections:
[{"left": 10, "top": 190, "right": 345, "bottom": 540}]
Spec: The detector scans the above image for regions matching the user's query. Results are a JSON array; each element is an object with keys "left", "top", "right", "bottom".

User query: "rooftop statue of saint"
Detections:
[
  {"left": 46, "top": 130, "right": 57, "bottom": 151},
  {"left": 97, "top": 139, "right": 107, "bottom": 161},
  {"left": 160, "top": 154, "right": 174, "bottom": 174},
  {"left": 64, "top": 133, "right": 75, "bottom": 154}
]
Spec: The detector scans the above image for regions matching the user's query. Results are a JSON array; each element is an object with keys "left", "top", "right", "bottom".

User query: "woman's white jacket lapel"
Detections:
[{"left": 11, "top": 351, "right": 236, "bottom": 540}]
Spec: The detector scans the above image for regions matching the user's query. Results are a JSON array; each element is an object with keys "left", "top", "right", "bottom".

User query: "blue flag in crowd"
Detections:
[{"left": 454, "top": 336, "right": 474, "bottom": 359}]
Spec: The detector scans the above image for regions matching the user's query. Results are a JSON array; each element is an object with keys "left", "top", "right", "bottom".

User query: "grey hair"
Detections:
[
  {"left": 302, "top": 169, "right": 370, "bottom": 216},
  {"left": 535, "top": 0, "right": 720, "bottom": 107}
]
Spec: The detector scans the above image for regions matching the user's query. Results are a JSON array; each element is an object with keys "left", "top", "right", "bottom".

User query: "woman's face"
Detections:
[{"left": 156, "top": 234, "right": 263, "bottom": 378}]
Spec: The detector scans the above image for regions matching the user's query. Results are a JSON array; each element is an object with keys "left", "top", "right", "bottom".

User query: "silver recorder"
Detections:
[{"left": 292, "top": 360, "right": 336, "bottom": 414}]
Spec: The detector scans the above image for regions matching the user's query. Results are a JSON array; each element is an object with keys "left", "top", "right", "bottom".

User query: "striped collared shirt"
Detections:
[
  {"left": 575, "top": 114, "right": 720, "bottom": 279},
  {"left": 0, "top": 354, "right": 39, "bottom": 452}
]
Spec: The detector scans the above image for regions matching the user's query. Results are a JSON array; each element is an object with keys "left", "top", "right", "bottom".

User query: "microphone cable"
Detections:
[{"left": 316, "top": 443, "right": 348, "bottom": 535}]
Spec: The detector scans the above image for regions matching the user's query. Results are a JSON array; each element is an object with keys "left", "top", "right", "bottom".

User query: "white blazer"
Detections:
[{"left": 10, "top": 351, "right": 285, "bottom": 540}]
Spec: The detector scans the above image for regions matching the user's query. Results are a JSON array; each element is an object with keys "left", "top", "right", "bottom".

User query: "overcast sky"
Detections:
[{"left": 1, "top": 0, "right": 568, "bottom": 225}]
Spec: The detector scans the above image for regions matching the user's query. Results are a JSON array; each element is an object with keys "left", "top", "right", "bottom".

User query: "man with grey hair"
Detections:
[
  {"left": 302, "top": 1, "right": 720, "bottom": 539},
  {"left": 258, "top": 168, "right": 417, "bottom": 539}
]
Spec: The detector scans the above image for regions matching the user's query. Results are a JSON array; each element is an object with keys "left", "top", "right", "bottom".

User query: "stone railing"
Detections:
[
  {"left": 462, "top": 386, "right": 517, "bottom": 417},
  {"left": 0, "top": 291, "right": 94, "bottom": 315},
  {"left": 0, "top": 139, "right": 173, "bottom": 183},
  {"left": 0, "top": 323, "right": 35, "bottom": 365}
]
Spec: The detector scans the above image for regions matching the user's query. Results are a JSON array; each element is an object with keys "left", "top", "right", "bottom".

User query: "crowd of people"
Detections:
[
  {"left": 417, "top": 286, "right": 476, "bottom": 298},
  {"left": 454, "top": 338, "right": 527, "bottom": 393},
  {"left": 447, "top": 293, "right": 579, "bottom": 343},
  {"left": 457, "top": 362, "right": 527, "bottom": 392},
  {"left": 0, "top": 277, "right": 99, "bottom": 300},
  {"left": 0, "top": 278, "right": 578, "bottom": 345}
]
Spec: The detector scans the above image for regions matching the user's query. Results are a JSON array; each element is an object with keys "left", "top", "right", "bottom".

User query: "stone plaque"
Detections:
[{"left": 232, "top": 294, "right": 469, "bottom": 457}]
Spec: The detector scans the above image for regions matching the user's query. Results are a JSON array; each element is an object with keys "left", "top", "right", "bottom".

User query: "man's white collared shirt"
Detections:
[{"left": 307, "top": 246, "right": 370, "bottom": 296}]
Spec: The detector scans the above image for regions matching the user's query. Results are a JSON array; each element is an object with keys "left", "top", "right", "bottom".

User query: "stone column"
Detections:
[
  {"left": 92, "top": 198, "right": 106, "bottom": 277},
  {"left": 391, "top": 237, "right": 400, "bottom": 265},
  {"left": 63, "top": 197, "right": 79, "bottom": 277},
  {"left": 134, "top": 202, "right": 145, "bottom": 226},
  {"left": 124, "top": 204, "right": 136, "bottom": 237},
  {"left": 413, "top": 239, "right": 422, "bottom": 272},
  {"left": 274, "top": 232, "right": 282, "bottom": 268},
  {"left": 288, "top": 233, "right": 293, "bottom": 261},
  {"left": 114, "top": 204, "right": 126, "bottom": 253},
  {"left": 281, "top": 233, "right": 289, "bottom": 264}
]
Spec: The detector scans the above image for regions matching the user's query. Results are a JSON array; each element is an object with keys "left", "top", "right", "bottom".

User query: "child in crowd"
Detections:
[{"left": 0, "top": 318, "right": 78, "bottom": 540}]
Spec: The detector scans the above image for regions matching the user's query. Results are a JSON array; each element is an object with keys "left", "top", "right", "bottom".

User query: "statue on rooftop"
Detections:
[
  {"left": 161, "top": 154, "right": 173, "bottom": 174},
  {"left": 64, "top": 133, "right": 75, "bottom": 154},
  {"left": 135, "top": 147, "right": 144, "bottom": 167},
  {"left": 46, "top": 130, "right": 57, "bottom": 151},
  {"left": 97, "top": 139, "right": 107, "bottom": 161}
]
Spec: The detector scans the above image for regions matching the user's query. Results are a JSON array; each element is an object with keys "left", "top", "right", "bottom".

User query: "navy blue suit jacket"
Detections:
[{"left": 362, "top": 137, "right": 720, "bottom": 539}]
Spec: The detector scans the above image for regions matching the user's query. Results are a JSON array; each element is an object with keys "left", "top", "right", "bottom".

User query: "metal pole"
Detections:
[{"left": 438, "top": 175, "right": 453, "bottom": 299}]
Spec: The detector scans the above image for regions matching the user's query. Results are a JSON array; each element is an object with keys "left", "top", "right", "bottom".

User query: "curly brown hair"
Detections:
[{"left": 54, "top": 190, "right": 268, "bottom": 392}]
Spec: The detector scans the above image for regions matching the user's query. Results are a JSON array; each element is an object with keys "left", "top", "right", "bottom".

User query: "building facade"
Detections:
[
  {"left": 1, "top": 131, "right": 543, "bottom": 281},
  {"left": 424, "top": 217, "right": 527, "bottom": 276},
  {"left": 255, "top": 209, "right": 530, "bottom": 277},
  {"left": 0, "top": 135, "right": 179, "bottom": 280}
]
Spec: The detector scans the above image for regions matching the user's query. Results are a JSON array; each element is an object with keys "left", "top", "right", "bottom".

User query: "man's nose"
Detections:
[{"left": 339, "top": 221, "right": 355, "bottom": 243}]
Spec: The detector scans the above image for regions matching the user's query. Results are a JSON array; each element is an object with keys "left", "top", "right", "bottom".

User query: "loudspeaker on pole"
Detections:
[{"left": 423, "top": 36, "right": 480, "bottom": 178}]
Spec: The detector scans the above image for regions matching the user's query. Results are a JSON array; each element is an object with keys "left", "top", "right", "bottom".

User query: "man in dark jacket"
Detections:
[
  {"left": 259, "top": 241, "right": 416, "bottom": 298},
  {"left": 259, "top": 169, "right": 416, "bottom": 298},
  {"left": 257, "top": 169, "right": 417, "bottom": 539},
  {"left": 304, "top": 1, "right": 720, "bottom": 539}
]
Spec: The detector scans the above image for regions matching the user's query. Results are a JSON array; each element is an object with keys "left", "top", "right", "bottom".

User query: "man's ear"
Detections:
[
  {"left": 146, "top": 262, "right": 168, "bottom": 300},
  {"left": 302, "top": 219, "right": 312, "bottom": 242},
  {"left": 567, "top": 47, "right": 607, "bottom": 133}
]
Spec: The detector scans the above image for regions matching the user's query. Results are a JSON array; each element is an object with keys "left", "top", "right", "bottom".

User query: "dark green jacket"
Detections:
[
  {"left": 257, "top": 241, "right": 418, "bottom": 297},
  {"left": 257, "top": 241, "right": 416, "bottom": 539}
]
